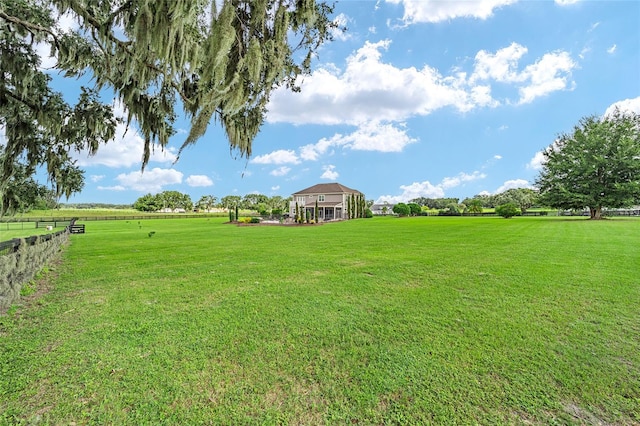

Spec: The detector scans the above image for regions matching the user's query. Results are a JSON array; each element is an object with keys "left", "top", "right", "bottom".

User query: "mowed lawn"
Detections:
[{"left": 1, "top": 217, "right": 638, "bottom": 424}]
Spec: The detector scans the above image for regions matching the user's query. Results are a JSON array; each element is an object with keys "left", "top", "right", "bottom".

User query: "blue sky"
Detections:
[{"left": 35, "top": 1, "right": 640, "bottom": 204}]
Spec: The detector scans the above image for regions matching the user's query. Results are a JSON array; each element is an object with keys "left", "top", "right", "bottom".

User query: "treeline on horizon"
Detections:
[{"left": 21, "top": 188, "right": 541, "bottom": 215}]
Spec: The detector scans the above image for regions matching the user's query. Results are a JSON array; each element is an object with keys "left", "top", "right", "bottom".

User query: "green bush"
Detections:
[
  {"left": 496, "top": 203, "right": 520, "bottom": 218},
  {"left": 250, "top": 217, "right": 261, "bottom": 223},
  {"left": 392, "top": 203, "right": 411, "bottom": 217},
  {"left": 229, "top": 211, "right": 235, "bottom": 222}
]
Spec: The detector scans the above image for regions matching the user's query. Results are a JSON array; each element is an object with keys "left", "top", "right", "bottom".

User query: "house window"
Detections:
[
  {"left": 318, "top": 195, "right": 325, "bottom": 202},
  {"left": 296, "top": 196, "right": 305, "bottom": 203}
]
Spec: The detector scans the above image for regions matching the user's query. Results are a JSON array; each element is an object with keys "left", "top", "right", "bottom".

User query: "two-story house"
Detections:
[{"left": 290, "top": 183, "right": 364, "bottom": 221}]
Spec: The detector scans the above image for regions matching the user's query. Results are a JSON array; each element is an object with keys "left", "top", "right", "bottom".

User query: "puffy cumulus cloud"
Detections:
[
  {"left": 259, "top": 121, "right": 417, "bottom": 164},
  {"left": 268, "top": 40, "right": 476, "bottom": 125},
  {"left": 75, "top": 101, "right": 177, "bottom": 168},
  {"left": 607, "top": 44, "right": 617, "bottom": 54},
  {"left": 494, "top": 179, "right": 533, "bottom": 193},
  {"left": 441, "top": 171, "right": 487, "bottom": 189},
  {"left": 300, "top": 121, "right": 417, "bottom": 160},
  {"left": 270, "top": 166, "right": 291, "bottom": 177},
  {"left": 385, "top": 0, "right": 517, "bottom": 24},
  {"left": 89, "top": 175, "right": 105, "bottom": 183},
  {"left": 527, "top": 151, "right": 546, "bottom": 170},
  {"left": 517, "top": 51, "right": 576, "bottom": 104},
  {"left": 604, "top": 96, "right": 640, "bottom": 117},
  {"left": 268, "top": 40, "right": 575, "bottom": 125},
  {"left": 376, "top": 181, "right": 444, "bottom": 203},
  {"left": 186, "top": 175, "right": 213, "bottom": 187},
  {"left": 271, "top": 185, "right": 280, "bottom": 191},
  {"left": 376, "top": 170, "right": 487, "bottom": 203},
  {"left": 331, "top": 13, "right": 352, "bottom": 41},
  {"left": 320, "top": 165, "right": 339, "bottom": 180},
  {"left": 471, "top": 43, "right": 577, "bottom": 104},
  {"left": 250, "top": 149, "right": 300, "bottom": 165},
  {"left": 114, "top": 167, "right": 183, "bottom": 193},
  {"left": 471, "top": 43, "right": 529, "bottom": 84}
]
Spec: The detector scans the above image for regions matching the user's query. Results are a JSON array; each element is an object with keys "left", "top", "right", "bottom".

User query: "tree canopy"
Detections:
[
  {"left": 535, "top": 110, "right": 640, "bottom": 219},
  {"left": 0, "top": 0, "right": 336, "bottom": 214}
]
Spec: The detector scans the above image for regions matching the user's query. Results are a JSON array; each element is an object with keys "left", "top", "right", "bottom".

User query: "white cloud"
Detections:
[
  {"left": 320, "top": 165, "right": 339, "bottom": 180},
  {"left": 268, "top": 40, "right": 478, "bottom": 125},
  {"left": 385, "top": 0, "right": 517, "bottom": 24},
  {"left": 97, "top": 185, "right": 126, "bottom": 191},
  {"left": 441, "top": 171, "right": 487, "bottom": 189},
  {"left": 186, "top": 175, "right": 213, "bottom": 187},
  {"left": 376, "top": 170, "right": 486, "bottom": 203},
  {"left": 90, "top": 175, "right": 105, "bottom": 183},
  {"left": 34, "top": 11, "right": 78, "bottom": 70},
  {"left": 270, "top": 166, "right": 291, "bottom": 177},
  {"left": 271, "top": 185, "right": 280, "bottom": 191},
  {"left": 268, "top": 121, "right": 417, "bottom": 164},
  {"left": 268, "top": 40, "right": 575, "bottom": 126},
  {"left": 471, "top": 43, "right": 529, "bottom": 84},
  {"left": 604, "top": 97, "right": 640, "bottom": 118},
  {"left": 250, "top": 149, "right": 300, "bottom": 165},
  {"left": 494, "top": 155, "right": 503, "bottom": 160},
  {"left": 527, "top": 151, "right": 546, "bottom": 170},
  {"left": 517, "top": 51, "right": 576, "bottom": 104},
  {"left": 331, "top": 13, "right": 351, "bottom": 41},
  {"left": 115, "top": 167, "right": 183, "bottom": 193},
  {"left": 555, "top": 0, "right": 580, "bottom": 5},
  {"left": 494, "top": 179, "right": 533, "bottom": 193},
  {"left": 377, "top": 181, "right": 444, "bottom": 204},
  {"left": 75, "top": 101, "right": 177, "bottom": 168},
  {"left": 607, "top": 44, "right": 617, "bottom": 54},
  {"left": 472, "top": 43, "right": 576, "bottom": 104}
]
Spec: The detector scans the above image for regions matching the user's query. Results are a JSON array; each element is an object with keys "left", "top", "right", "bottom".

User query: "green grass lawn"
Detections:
[{"left": 1, "top": 216, "right": 638, "bottom": 424}]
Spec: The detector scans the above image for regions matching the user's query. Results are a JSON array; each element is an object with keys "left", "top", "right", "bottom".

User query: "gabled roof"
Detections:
[{"left": 293, "top": 182, "right": 360, "bottom": 195}]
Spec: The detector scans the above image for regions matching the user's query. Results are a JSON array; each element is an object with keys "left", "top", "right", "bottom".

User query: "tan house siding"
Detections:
[{"left": 289, "top": 183, "right": 364, "bottom": 221}]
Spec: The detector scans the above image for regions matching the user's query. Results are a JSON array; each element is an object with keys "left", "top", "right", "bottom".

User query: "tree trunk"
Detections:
[{"left": 590, "top": 206, "right": 603, "bottom": 219}]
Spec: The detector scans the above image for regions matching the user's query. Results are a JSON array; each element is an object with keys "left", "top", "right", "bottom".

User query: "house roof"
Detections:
[{"left": 293, "top": 182, "right": 360, "bottom": 195}]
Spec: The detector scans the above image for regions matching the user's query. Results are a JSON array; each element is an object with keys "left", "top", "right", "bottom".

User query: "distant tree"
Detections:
[
  {"left": 220, "top": 195, "right": 242, "bottom": 210},
  {"left": 496, "top": 203, "right": 520, "bottom": 218},
  {"left": 466, "top": 199, "right": 483, "bottom": 214},
  {"left": 444, "top": 203, "right": 461, "bottom": 215},
  {"left": 242, "top": 193, "right": 268, "bottom": 211},
  {"left": 0, "top": 161, "right": 53, "bottom": 216},
  {"left": 407, "top": 203, "right": 422, "bottom": 216},
  {"left": 133, "top": 194, "right": 161, "bottom": 212},
  {"left": 495, "top": 188, "right": 539, "bottom": 213},
  {"left": 536, "top": 110, "right": 640, "bottom": 219},
  {"left": 268, "top": 196, "right": 287, "bottom": 212},
  {"left": 151, "top": 191, "right": 192, "bottom": 211},
  {"left": 392, "top": 203, "right": 411, "bottom": 217},
  {"left": 381, "top": 205, "right": 389, "bottom": 215},
  {"left": 196, "top": 195, "right": 217, "bottom": 211}
]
